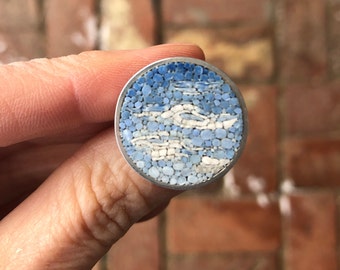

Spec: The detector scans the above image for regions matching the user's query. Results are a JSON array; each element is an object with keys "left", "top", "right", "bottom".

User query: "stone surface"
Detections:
[
  {"left": 193, "top": 178, "right": 224, "bottom": 194},
  {"left": 0, "top": 0, "right": 44, "bottom": 63},
  {"left": 168, "top": 253, "right": 278, "bottom": 270},
  {"left": 106, "top": 217, "right": 159, "bottom": 270},
  {"left": 165, "top": 27, "right": 274, "bottom": 82},
  {"left": 0, "top": 0, "right": 41, "bottom": 30},
  {"left": 283, "top": 192, "right": 337, "bottom": 270},
  {"left": 100, "top": 0, "right": 155, "bottom": 50},
  {"left": 167, "top": 197, "right": 281, "bottom": 253},
  {"left": 337, "top": 195, "right": 340, "bottom": 267},
  {"left": 284, "top": 138, "right": 340, "bottom": 187},
  {"left": 0, "top": 31, "right": 44, "bottom": 63},
  {"left": 276, "top": 0, "right": 327, "bottom": 81},
  {"left": 284, "top": 81, "right": 340, "bottom": 136},
  {"left": 329, "top": 1, "right": 340, "bottom": 77},
  {"left": 45, "top": 0, "right": 97, "bottom": 57},
  {"left": 233, "top": 85, "right": 278, "bottom": 193},
  {"left": 163, "top": 0, "right": 271, "bottom": 25}
]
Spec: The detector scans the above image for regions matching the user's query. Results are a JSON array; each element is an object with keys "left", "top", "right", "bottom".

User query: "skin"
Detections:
[{"left": 0, "top": 44, "right": 205, "bottom": 269}]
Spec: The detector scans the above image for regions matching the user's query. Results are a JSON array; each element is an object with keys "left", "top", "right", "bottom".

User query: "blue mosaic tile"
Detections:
[{"left": 115, "top": 57, "right": 247, "bottom": 190}]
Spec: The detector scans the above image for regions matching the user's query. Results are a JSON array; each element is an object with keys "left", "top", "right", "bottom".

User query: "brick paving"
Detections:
[{"left": 0, "top": 0, "right": 339, "bottom": 269}]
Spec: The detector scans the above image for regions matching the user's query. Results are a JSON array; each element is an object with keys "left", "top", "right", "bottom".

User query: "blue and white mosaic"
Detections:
[{"left": 115, "top": 58, "right": 246, "bottom": 189}]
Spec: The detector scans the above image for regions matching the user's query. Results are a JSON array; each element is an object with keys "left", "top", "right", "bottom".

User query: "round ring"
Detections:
[{"left": 115, "top": 57, "right": 248, "bottom": 190}]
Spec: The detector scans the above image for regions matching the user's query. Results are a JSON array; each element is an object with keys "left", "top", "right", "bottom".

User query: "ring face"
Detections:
[{"left": 115, "top": 57, "right": 247, "bottom": 190}]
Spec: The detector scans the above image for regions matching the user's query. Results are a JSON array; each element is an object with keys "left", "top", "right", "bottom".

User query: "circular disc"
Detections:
[{"left": 115, "top": 57, "right": 247, "bottom": 190}]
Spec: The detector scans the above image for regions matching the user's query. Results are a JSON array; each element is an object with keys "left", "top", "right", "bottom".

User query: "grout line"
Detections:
[
  {"left": 325, "top": 0, "right": 334, "bottom": 81},
  {"left": 152, "top": 0, "right": 164, "bottom": 44},
  {"left": 37, "top": 0, "right": 47, "bottom": 56},
  {"left": 159, "top": 212, "right": 168, "bottom": 270},
  {"left": 37, "top": 0, "right": 46, "bottom": 31},
  {"left": 268, "top": 0, "right": 280, "bottom": 86},
  {"left": 94, "top": 0, "right": 102, "bottom": 50},
  {"left": 334, "top": 196, "right": 340, "bottom": 270},
  {"left": 271, "top": 1, "right": 286, "bottom": 270}
]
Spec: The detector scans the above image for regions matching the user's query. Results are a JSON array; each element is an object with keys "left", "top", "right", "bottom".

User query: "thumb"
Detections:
[
  {"left": 0, "top": 44, "right": 205, "bottom": 269},
  {"left": 0, "top": 130, "right": 179, "bottom": 269}
]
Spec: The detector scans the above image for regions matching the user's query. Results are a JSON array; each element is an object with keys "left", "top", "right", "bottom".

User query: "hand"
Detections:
[{"left": 0, "top": 44, "right": 204, "bottom": 269}]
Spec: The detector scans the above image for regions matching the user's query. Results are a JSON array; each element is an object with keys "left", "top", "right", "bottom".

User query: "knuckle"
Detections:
[{"left": 71, "top": 152, "right": 150, "bottom": 247}]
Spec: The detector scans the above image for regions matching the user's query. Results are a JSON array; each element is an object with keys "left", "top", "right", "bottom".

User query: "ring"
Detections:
[{"left": 115, "top": 57, "right": 247, "bottom": 190}]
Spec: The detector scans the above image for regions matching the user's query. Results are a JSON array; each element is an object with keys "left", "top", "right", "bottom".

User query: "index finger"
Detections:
[{"left": 0, "top": 44, "right": 204, "bottom": 146}]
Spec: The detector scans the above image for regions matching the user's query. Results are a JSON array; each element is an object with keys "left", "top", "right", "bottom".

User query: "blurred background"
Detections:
[{"left": 0, "top": 0, "right": 339, "bottom": 269}]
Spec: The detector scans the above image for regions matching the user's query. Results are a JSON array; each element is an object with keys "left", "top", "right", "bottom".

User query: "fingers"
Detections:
[
  {"left": 0, "top": 44, "right": 204, "bottom": 146},
  {"left": 0, "top": 44, "right": 201, "bottom": 267},
  {"left": 0, "top": 129, "right": 180, "bottom": 269}
]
